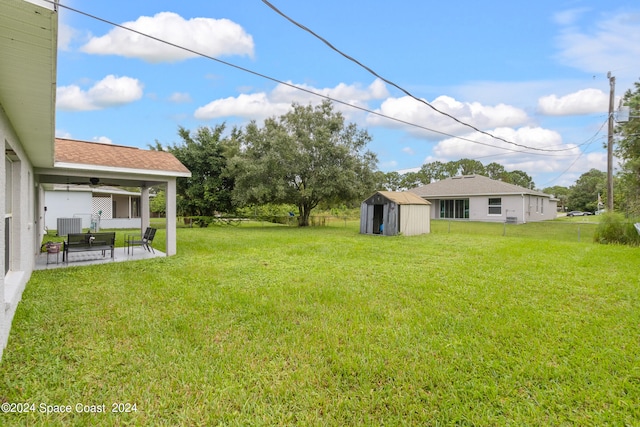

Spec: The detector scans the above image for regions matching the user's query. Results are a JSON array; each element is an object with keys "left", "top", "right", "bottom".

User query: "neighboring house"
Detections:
[
  {"left": 43, "top": 184, "right": 143, "bottom": 231},
  {"left": 1, "top": 1, "right": 190, "bottom": 360},
  {"left": 409, "top": 175, "right": 557, "bottom": 224},
  {"left": 360, "top": 191, "right": 431, "bottom": 236}
]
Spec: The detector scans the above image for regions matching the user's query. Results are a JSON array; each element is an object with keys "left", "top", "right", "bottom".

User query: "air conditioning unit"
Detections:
[{"left": 57, "top": 217, "right": 81, "bottom": 236}]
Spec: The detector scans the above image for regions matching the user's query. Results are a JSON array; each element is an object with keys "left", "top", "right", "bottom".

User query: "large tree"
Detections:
[
  {"left": 567, "top": 169, "right": 607, "bottom": 212},
  {"left": 615, "top": 79, "right": 640, "bottom": 215},
  {"left": 502, "top": 169, "right": 535, "bottom": 189},
  {"left": 155, "top": 124, "right": 238, "bottom": 216},
  {"left": 229, "top": 101, "right": 378, "bottom": 226}
]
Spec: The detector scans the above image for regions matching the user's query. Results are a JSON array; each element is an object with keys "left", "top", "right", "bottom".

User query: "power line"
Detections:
[
  {"left": 261, "top": 0, "right": 575, "bottom": 153},
  {"left": 51, "top": 0, "right": 573, "bottom": 154},
  {"left": 398, "top": 116, "right": 610, "bottom": 185},
  {"left": 538, "top": 116, "right": 610, "bottom": 187}
]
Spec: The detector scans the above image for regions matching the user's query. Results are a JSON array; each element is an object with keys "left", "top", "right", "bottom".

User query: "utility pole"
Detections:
[{"left": 607, "top": 71, "right": 615, "bottom": 212}]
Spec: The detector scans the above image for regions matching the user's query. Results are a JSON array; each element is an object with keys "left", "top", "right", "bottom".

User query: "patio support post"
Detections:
[
  {"left": 141, "top": 186, "right": 150, "bottom": 233},
  {"left": 165, "top": 178, "right": 177, "bottom": 256}
]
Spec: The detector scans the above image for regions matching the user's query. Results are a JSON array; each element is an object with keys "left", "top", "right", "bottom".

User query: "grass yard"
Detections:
[{"left": 1, "top": 221, "right": 639, "bottom": 425}]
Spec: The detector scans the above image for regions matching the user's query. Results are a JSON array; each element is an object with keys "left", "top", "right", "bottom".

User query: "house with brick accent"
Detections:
[{"left": 1, "top": 0, "right": 190, "bottom": 359}]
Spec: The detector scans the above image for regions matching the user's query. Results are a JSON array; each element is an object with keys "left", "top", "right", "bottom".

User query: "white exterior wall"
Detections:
[
  {"left": 469, "top": 194, "right": 557, "bottom": 223},
  {"left": 44, "top": 190, "right": 92, "bottom": 230},
  {"left": 523, "top": 194, "right": 557, "bottom": 222},
  {"left": 100, "top": 218, "right": 141, "bottom": 229},
  {"left": 1, "top": 107, "right": 36, "bottom": 356},
  {"left": 44, "top": 191, "right": 145, "bottom": 230},
  {"left": 432, "top": 194, "right": 556, "bottom": 224},
  {"left": 469, "top": 195, "right": 527, "bottom": 223}
]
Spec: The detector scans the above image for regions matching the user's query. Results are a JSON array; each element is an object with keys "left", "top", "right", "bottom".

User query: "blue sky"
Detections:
[{"left": 55, "top": 0, "right": 640, "bottom": 188}]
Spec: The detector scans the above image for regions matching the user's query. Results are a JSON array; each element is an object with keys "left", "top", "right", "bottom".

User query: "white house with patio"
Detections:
[{"left": 1, "top": 0, "right": 190, "bottom": 360}]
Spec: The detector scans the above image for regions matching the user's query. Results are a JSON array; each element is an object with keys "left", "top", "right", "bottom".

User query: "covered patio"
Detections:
[{"left": 35, "top": 138, "right": 191, "bottom": 257}]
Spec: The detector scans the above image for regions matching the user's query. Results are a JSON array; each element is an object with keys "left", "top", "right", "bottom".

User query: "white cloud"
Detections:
[
  {"left": 55, "top": 129, "right": 73, "bottom": 139},
  {"left": 420, "top": 126, "right": 599, "bottom": 186},
  {"left": 57, "top": 75, "right": 144, "bottom": 111},
  {"left": 194, "top": 79, "right": 389, "bottom": 121},
  {"left": 57, "top": 22, "right": 76, "bottom": 51},
  {"left": 552, "top": 8, "right": 590, "bottom": 26},
  {"left": 271, "top": 79, "right": 389, "bottom": 105},
  {"left": 367, "top": 95, "right": 530, "bottom": 138},
  {"left": 432, "top": 126, "right": 573, "bottom": 164},
  {"left": 80, "top": 12, "right": 254, "bottom": 63},
  {"left": 169, "top": 92, "right": 192, "bottom": 103},
  {"left": 537, "top": 88, "right": 608, "bottom": 116},
  {"left": 554, "top": 10, "right": 640, "bottom": 80},
  {"left": 381, "top": 160, "right": 399, "bottom": 170},
  {"left": 92, "top": 136, "right": 113, "bottom": 144},
  {"left": 195, "top": 93, "right": 290, "bottom": 121},
  {"left": 402, "top": 147, "right": 415, "bottom": 155}
]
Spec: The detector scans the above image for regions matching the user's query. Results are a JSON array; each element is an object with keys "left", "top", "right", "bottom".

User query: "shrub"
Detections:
[{"left": 593, "top": 213, "right": 640, "bottom": 245}]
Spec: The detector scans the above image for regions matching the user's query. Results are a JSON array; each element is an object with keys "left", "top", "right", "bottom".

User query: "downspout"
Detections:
[{"left": 521, "top": 194, "right": 526, "bottom": 224}]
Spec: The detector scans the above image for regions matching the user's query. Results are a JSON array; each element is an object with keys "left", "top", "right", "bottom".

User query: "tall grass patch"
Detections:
[{"left": 593, "top": 212, "right": 640, "bottom": 245}]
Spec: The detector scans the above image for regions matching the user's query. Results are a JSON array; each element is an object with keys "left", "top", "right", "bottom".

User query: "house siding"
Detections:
[
  {"left": 44, "top": 191, "right": 92, "bottom": 230},
  {"left": 1, "top": 107, "right": 36, "bottom": 356},
  {"left": 44, "top": 190, "right": 143, "bottom": 230},
  {"left": 430, "top": 194, "right": 557, "bottom": 224}
]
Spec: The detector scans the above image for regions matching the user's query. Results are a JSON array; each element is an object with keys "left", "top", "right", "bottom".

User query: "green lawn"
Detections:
[{"left": 1, "top": 221, "right": 639, "bottom": 425}]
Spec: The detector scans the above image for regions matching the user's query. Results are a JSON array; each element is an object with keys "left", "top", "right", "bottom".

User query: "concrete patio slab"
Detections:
[{"left": 35, "top": 246, "right": 165, "bottom": 270}]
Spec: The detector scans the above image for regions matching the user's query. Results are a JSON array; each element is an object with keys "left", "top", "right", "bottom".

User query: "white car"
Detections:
[{"left": 567, "top": 211, "right": 591, "bottom": 217}]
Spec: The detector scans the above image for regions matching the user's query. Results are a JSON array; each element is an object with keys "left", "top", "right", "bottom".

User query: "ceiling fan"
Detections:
[{"left": 68, "top": 177, "right": 120, "bottom": 187}]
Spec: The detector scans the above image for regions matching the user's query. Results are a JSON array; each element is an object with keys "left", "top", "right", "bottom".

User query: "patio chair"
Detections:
[{"left": 125, "top": 227, "right": 156, "bottom": 254}]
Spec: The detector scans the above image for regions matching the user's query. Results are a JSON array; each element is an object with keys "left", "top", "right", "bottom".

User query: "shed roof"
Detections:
[
  {"left": 55, "top": 138, "right": 190, "bottom": 175},
  {"left": 364, "top": 191, "right": 431, "bottom": 205},
  {"left": 409, "top": 175, "right": 552, "bottom": 198}
]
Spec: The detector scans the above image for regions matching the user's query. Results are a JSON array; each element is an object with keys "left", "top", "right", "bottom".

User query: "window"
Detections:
[
  {"left": 440, "top": 199, "right": 469, "bottom": 219},
  {"left": 541, "top": 198, "right": 544, "bottom": 214},
  {"left": 131, "top": 198, "right": 140, "bottom": 218},
  {"left": 5, "top": 155, "right": 12, "bottom": 275},
  {"left": 488, "top": 198, "right": 502, "bottom": 215}
]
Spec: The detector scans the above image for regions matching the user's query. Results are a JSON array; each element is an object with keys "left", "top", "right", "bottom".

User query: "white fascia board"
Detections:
[
  {"left": 24, "top": 0, "right": 56, "bottom": 11},
  {"left": 54, "top": 162, "right": 192, "bottom": 178}
]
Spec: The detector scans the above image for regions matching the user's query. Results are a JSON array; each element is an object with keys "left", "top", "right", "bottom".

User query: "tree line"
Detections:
[
  {"left": 151, "top": 80, "right": 640, "bottom": 224},
  {"left": 375, "top": 160, "right": 534, "bottom": 192}
]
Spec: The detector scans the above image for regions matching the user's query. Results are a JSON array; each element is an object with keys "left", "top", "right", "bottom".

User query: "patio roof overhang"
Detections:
[
  {"left": 35, "top": 165, "right": 190, "bottom": 189},
  {"left": 0, "top": 0, "right": 58, "bottom": 168},
  {"left": 35, "top": 137, "right": 191, "bottom": 188}
]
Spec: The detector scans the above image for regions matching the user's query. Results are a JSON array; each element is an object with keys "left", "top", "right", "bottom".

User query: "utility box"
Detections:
[{"left": 57, "top": 217, "right": 82, "bottom": 236}]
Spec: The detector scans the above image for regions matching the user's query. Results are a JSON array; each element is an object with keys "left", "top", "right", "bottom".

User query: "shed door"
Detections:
[{"left": 373, "top": 204, "right": 384, "bottom": 234}]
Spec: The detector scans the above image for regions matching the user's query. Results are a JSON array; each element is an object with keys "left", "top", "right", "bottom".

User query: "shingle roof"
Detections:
[
  {"left": 55, "top": 138, "right": 190, "bottom": 175},
  {"left": 409, "top": 174, "right": 552, "bottom": 198},
  {"left": 365, "top": 191, "right": 431, "bottom": 205}
]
